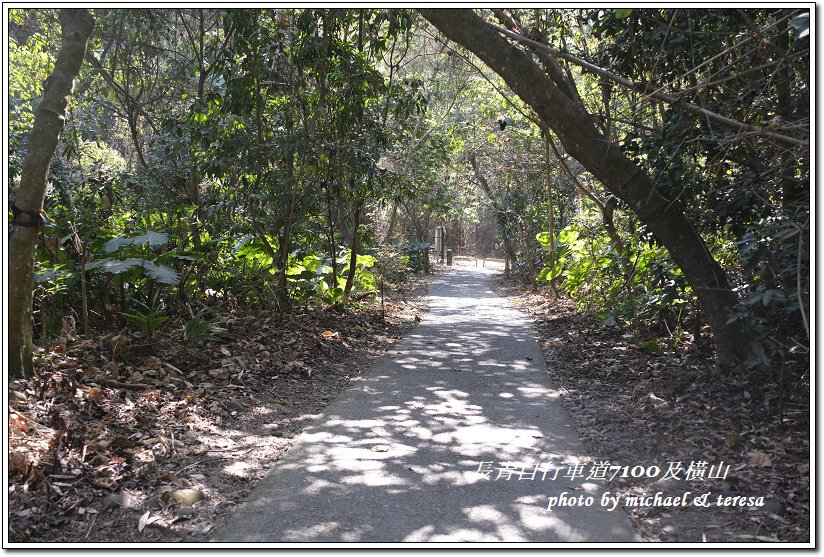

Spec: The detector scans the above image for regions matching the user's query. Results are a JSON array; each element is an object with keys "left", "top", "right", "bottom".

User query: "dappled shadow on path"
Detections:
[{"left": 212, "top": 267, "right": 635, "bottom": 543}]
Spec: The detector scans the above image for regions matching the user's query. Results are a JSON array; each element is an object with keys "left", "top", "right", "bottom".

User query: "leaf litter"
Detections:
[
  {"left": 491, "top": 275, "right": 810, "bottom": 544},
  {"left": 7, "top": 277, "right": 429, "bottom": 542}
]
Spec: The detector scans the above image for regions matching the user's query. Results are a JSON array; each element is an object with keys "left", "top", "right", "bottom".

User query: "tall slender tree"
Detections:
[{"left": 9, "top": 9, "right": 95, "bottom": 378}]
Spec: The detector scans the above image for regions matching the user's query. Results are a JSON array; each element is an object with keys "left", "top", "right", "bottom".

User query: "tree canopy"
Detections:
[{"left": 8, "top": 7, "right": 810, "bottom": 376}]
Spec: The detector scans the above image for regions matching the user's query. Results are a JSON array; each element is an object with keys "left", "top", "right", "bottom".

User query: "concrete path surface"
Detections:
[{"left": 211, "top": 260, "right": 636, "bottom": 543}]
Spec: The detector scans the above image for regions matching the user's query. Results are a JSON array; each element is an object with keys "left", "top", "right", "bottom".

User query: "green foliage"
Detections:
[
  {"left": 639, "top": 339, "right": 663, "bottom": 354},
  {"left": 537, "top": 216, "right": 692, "bottom": 332},
  {"left": 182, "top": 308, "right": 227, "bottom": 348},
  {"left": 374, "top": 243, "right": 413, "bottom": 286},
  {"left": 120, "top": 310, "right": 169, "bottom": 339},
  {"left": 339, "top": 251, "right": 378, "bottom": 297},
  {"left": 725, "top": 215, "right": 810, "bottom": 358},
  {"left": 34, "top": 262, "right": 74, "bottom": 297},
  {"left": 103, "top": 231, "right": 168, "bottom": 253},
  {"left": 86, "top": 231, "right": 181, "bottom": 286},
  {"left": 403, "top": 241, "right": 431, "bottom": 273},
  {"left": 10, "top": 7, "right": 807, "bottom": 371}
]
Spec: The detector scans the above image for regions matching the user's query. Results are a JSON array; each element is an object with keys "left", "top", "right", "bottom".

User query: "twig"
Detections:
[
  {"left": 96, "top": 378, "right": 150, "bottom": 390},
  {"left": 85, "top": 513, "right": 98, "bottom": 540},
  {"left": 681, "top": 50, "right": 808, "bottom": 94},
  {"left": 173, "top": 457, "right": 229, "bottom": 476},
  {"left": 163, "top": 362, "right": 184, "bottom": 375},
  {"left": 202, "top": 445, "right": 256, "bottom": 454}
]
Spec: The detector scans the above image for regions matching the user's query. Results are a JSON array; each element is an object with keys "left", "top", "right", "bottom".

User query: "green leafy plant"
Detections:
[
  {"left": 85, "top": 231, "right": 181, "bottom": 285},
  {"left": 537, "top": 219, "right": 694, "bottom": 333},
  {"left": 120, "top": 310, "right": 169, "bottom": 339},
  {"left": 182, "top": 311, "right": 227, "bottom": 347}
]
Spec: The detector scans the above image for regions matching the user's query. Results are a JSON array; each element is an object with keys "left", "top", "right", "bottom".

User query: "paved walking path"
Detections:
[{"left": 212, "top": 260, "right": 636, "bottom": 543}]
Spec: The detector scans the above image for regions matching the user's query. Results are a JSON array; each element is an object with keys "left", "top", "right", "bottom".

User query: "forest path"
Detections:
[{"left": 211, "top": 260, "right": 636, "bottom": 543}]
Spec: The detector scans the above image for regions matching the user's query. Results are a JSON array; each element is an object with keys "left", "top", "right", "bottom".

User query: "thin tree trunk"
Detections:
[
  {"left": 68, "top": 221, "right": 90, "bottom": 337},
  {"left": 545, "top": 131, "right": 626, "bottom": 257},
  {"left": 324, "top": 181, "right": 339, "bottom": 287},
  {"left": 9, "top": 9, "right": 95, "bottom": 378},
  {"left": 522, "top": 224, "right": 538, "bottom": 291},
  {"left": 276, "top": 105, "right": 299, "bottom": 315},
  {"left": 187, "top": 10, "right": 208, "bottom": 250},
  {"left": 342, "top": 198, "right": 363, "bottom": 304},
  {"left": 420, "top": 8, "right": 762, "bottom": 366},
  {"left": 542, "top": 133, "right": 561, "bottom": 297},
  {"left": 468, "top": 154, "right": 518, "bottom": 269}
]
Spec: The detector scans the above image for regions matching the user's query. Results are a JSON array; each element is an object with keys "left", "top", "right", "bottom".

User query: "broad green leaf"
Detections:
[
  {"left": 286, "top": 263, "right": 307, "bottom": 276},
  {"left": 327, "top": 287, "right": 344, "bottom": 302},
  {"left": 173, "top": 254, "right": 202, "bottom": 262},
  {"left": 103, "top": 231, "right": 168, "bottom": 253},
  {"left": 640, "top": 339, "right": 663, "bottom": 354},
  {"left": 103, "top": 237, "right": 134, "bottom": 253},
  {"left": 726, "top": 433, "right": 746, "bottom": 448},
  {"left": 85, "top": 257, "right": 145, "bottom": 274},
  {"left": 132, "top": 231, "right": 168, "bottom": 247},
  {"left": 536, "top": 231, "right": 551, "bottom": 247},
  {"left": 141, "top": 261, "right": 181, "bottom": 285},
  {"left": 232, "top": 234, "right": 254, "bottom": 253},
  {"left": 358, "top": 254, "right": 377, "bottom": 268},
  {"left": 558, "top": 226, "right": 579, "bottom": 245},
  {"left": 302, "top": 254, "right": 324, "bottom": 272}
]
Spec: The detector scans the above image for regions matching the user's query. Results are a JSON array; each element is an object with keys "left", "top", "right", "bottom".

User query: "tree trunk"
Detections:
[
  {"left": 276, "top": 228, "right": 291, "bottom": 315},
  {"left": 9, "top": 9, "right": 94, "bottom": 379},
  {"left": 542, "top": 133, "right": 560, "bottom": 297},
  {"left": 521, "top": 223, "right": 538, "bottom": 292},
  {"left": 324, "top": 181, "right": 339, "bottom": 287},
  {"left": 420, "top": 9, "right": 760, "bottom": 365},
  {"left": 342, "top": 199, "right": 363, "bottom": 305},
  {"left": 468, "top": 154, "right": 518, "bottom": 269}
]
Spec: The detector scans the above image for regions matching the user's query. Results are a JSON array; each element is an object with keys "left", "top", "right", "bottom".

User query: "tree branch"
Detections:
[{"left": 487, "top": 22, "right": 808, "bottom": 148}]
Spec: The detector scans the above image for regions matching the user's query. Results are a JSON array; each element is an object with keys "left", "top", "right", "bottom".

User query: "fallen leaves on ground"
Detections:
[
  {"left": 8, "top": 277, "right": 429, "bottom": 543},
  {"left": 491, "top": 276, "right": 809, "bottom": 544}
]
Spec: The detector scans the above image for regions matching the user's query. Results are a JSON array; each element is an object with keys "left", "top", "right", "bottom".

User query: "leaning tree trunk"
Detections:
[
  {"left": 9, "top": 9, "right": 95, "bottom": 379},
  {"left": 420, "top": 9, "right": 760, "bottom": 366}
]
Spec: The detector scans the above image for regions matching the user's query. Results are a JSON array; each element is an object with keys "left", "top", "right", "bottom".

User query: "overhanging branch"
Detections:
[{"left": 488, "top": 22, "right": 808, "bottom": 149}]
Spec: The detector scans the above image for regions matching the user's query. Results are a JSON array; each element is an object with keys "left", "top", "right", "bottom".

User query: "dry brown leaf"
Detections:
[
  {"left": 747, "top": 450, "right": 773, "bottom": 468},
  {"left": 76, "top": 339, "right": 97, "bottom": 351},
  {"left": 143, "top": 356, "right": 161, "bottom": 369},
  {"left": 9, "top": 451, "right": 31, "bottom": 475},
  {"left": 82, "top": 366, "right": 102, "bottom": 378},
  {"left": 93, "top": 477, "right": 118, "bottom": 490},
  {"left": 138, "top": 510, "right": 161, "bottom": 532},
  {"left": 646, "top": 393, "right": 668, "bottom": 407},
  {"left": 9, "top": 413, "right": 29, "bottom": 434},
  {"left": 142, "top": 391, "right": 158, "bottom": 403},
  {"left": 109, "top": 435, "right": 133, "bottom": 449}
]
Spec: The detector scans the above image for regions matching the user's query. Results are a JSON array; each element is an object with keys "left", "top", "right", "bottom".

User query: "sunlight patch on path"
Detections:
[{"left": 211, "top": 265, "right": 636, "bottom": 543}]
